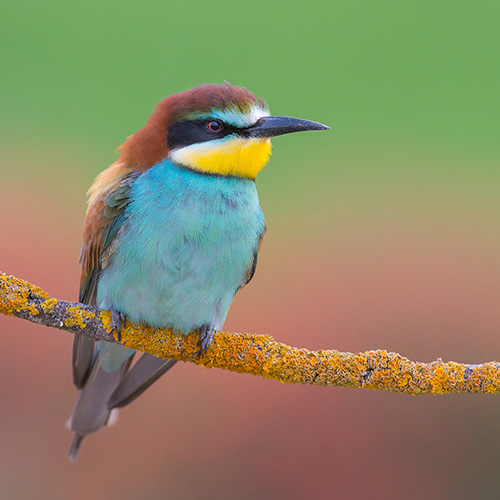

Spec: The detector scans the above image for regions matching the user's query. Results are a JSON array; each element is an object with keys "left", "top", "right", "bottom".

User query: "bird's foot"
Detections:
[
  {"left": 197, "top": 324, "right": 215, "bottom": 358},
  {"left": 110, "top": 310, "right": 127, "bottom": 342}
]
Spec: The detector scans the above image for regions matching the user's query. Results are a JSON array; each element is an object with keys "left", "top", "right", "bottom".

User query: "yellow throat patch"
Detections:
[{"left": 169, "top": 137, "right": 272, "bottom": 179}]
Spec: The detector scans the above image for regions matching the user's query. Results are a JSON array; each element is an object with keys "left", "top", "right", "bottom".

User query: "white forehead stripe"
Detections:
[{"left": 206, "top": 105, "right": 270, "bottom": 128}]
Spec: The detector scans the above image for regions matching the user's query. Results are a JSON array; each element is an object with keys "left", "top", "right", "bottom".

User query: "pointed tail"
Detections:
[
  {"left": 67, "top": 351, "right": 132, "bottom": 461},
  {"left": 68, "top": 337, "right": 178, "bottom": 460}
]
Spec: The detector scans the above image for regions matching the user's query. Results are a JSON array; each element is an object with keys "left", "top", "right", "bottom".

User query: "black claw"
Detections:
[
  {"left": 197, "top": 324, "right": 215, "bottom": 358},
  {"left": 111, "top": 311, "right": 127, "bottom": 342}
]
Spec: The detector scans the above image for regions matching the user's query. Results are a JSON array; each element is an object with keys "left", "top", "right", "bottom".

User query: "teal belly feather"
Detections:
[{"left": 97, "top": 160, "right": 265, "bottom": 337}]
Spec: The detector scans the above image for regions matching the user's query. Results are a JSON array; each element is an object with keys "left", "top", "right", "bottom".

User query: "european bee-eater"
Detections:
[{"left": 68, "top": 83, "right": 329, "bottom": 460}]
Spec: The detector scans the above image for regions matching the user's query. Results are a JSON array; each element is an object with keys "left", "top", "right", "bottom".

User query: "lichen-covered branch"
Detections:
[{"left": 1, "top": 271, "right": 500, "bottom": 395}]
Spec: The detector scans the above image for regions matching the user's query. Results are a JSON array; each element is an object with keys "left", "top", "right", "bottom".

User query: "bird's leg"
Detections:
[
  {"left": 197, "top": 324, "right": 215, "bottom": 358},
  {"left": 110, "top": 310, "right": 127, "bottom": 342}
]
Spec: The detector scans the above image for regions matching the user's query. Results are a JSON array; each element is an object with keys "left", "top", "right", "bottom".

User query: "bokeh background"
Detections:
[{"left": 1, "top": 1, "right": 500, "bottom": 498}]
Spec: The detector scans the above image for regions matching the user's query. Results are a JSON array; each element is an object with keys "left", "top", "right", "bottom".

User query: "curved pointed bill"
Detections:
[{"left": 243, "top": 116, "right": 330, "bottom": 138}]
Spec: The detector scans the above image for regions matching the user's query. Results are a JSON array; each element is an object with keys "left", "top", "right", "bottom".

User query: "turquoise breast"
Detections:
[{"left": 96, "top": 160, "right": 266, "bottom": 333}]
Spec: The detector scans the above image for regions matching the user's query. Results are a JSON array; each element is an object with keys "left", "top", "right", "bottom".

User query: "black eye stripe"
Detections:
[
  {"left": 191, "top": 119, "right": 240, "bottom": 133},
  {"left": 167, "top": 119, "right": 241, "bottom": 149}
]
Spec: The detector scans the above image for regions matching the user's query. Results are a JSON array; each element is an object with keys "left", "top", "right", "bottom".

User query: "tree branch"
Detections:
[{"left": 1, "top": 271, "right": 499, "bottom": 395}]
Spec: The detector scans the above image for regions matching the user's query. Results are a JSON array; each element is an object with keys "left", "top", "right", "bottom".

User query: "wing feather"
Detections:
[
  {"left": 241, "top": 225, "right": 266, "bottom": 289},
  {"left": 73, "top": 163, "right": 140, "bottom": 388}
]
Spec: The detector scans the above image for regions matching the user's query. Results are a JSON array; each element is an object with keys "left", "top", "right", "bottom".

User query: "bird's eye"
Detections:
[{"left": 207, "top": 120, "right": 223, "bottom": 132}]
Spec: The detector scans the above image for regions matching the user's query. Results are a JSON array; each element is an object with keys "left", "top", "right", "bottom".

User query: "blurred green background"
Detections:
[{"left": 1, "top": 1, "right": 500, "bottom": 499}]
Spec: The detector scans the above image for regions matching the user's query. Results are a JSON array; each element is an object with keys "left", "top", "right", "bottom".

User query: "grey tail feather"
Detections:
[
  {"left": 108, "top": 354, "right": 177, "bottom": 409},
  {"left": 68, "top": 349, "right": 178, "bottom": 459},
  {"left": 72, "top": 334, "right": 95, "bottom": 389},
  {"left": 67, "top": 433, "right": 85, "bottom": 462},
  {"left": 67, "top": 355, "right": 133, "bottom": 460}
]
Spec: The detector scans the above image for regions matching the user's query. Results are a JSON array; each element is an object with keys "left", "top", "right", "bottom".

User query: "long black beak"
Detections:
[{"left": 243, "top": 116, "right": 330, "bottom": 138}]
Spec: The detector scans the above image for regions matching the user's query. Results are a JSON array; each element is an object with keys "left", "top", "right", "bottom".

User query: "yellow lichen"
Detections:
[
  {"left": 430, "top": 363, "right": 449, "bottom": 394},
  {"left": 64, "top": 306, "right": 95, "bottom": 329},
  {"left": 4, "top": 272, "right": 500, "bottom": 396},
  {"left": 40, "top": 298, "right": 58, "bottom": 313},
  {"left": 397, "top": 372, "right": 412, "bottom": 388},
  {"left": 99, "top": 310, "right": 114, "bottom": 336}
]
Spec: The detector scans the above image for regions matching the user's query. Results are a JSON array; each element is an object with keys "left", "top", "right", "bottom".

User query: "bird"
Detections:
[{"left": 67, "top": 83, "right": 329, "bottom": 460}]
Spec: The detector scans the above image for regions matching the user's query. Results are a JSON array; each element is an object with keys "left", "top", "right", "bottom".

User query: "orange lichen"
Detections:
[
  {"left": 64, "top": 306, "right": 95, "bottom": 329},
  {"left": 3, "top": 271, "right": 500, "bottom": 396},
  {"left": 0, "top": 274, "right": 44, "bottom": 316},
  {"left": 430, "top": 363, "right": 448, "bottom": 394},
  {"left": 40, "top": 298, "right": 58, "bottom": 313},
  {"left": 99, "top": 310, "right": 115, "bottom": 336}
]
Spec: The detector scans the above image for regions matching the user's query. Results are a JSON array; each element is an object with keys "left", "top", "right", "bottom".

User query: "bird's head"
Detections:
[{"left": 119, "top": 83, "right": 329, "bottom": 179}]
